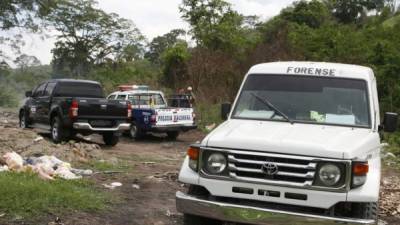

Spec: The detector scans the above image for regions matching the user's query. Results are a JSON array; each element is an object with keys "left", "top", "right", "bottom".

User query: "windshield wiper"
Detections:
[{"left": 250, "top": 92, "right": 294, "bottom": 124}]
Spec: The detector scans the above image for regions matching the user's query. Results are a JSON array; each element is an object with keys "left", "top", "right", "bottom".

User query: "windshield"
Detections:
[
  {"left": 54, "top": 82, "right": 104, "bottom": 98},
  {"left": 128, "top": 94, "right": 165, "bottom": 106},
  {"left": 232, "top": 74, "right": 371, "bottom": 128}
]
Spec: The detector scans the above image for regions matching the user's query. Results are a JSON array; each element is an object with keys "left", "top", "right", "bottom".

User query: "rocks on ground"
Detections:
[
  {"left": 380, "top": 176, "right": 400, "bottom": 217},
  {"left": 0, "top": 109, "right": 103, "bottom": 164}
]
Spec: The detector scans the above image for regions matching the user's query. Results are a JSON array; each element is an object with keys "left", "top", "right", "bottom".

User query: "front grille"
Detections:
[{"left": 227, "top": 151, "right": 317, "bottom": 187}]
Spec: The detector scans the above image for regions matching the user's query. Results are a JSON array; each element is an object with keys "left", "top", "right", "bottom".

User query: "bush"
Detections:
[{"left": 0, "top": 83, "right": 19, "bottom": 108}]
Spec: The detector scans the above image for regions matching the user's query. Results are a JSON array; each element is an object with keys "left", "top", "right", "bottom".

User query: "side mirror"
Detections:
[
  {"left": 383, "top": 112, "right": 398, "bottom": 133},
  {"left": 221, "top": 103, "right": 232, "bottom": 120},
  {"left": 25, "top": 91, "right": 32, "bottom": 97}
]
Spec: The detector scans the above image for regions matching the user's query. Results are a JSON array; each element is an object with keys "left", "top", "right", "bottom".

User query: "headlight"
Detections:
[
  {"left": 206, "top": 153, "right": 227, "bottom": 174},
  {"left": 318, "top": 163, "right": 341, "bottom": 186}
]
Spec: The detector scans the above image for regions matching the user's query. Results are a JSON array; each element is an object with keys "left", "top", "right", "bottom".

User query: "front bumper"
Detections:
[
  {"left": 73, "top": 122, "right": 130, "bottom": 132},
  {"left": 176, "top": 191, "right": 376, "bottom": 225}
]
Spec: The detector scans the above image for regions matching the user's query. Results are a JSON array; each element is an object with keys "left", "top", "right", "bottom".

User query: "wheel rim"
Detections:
[
  {"left": 20, "top": 115, "right": 26, "bottom": 128},
  {"left": 130, "top": 125, "right": 137, "bottom": 137},
  {"left": 52, "top": 121, "right": 59, "bottom": 140}
]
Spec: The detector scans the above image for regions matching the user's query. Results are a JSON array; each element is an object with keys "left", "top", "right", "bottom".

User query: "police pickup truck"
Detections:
[
  {"left": 176, "top": 62, "right": 398, "bottom": 225},
  {"left": 107, "top": 85, "right": 196, "bottom": 140},
  {"left": 19, "top": 79, "right": 131, "bottom": 146}
]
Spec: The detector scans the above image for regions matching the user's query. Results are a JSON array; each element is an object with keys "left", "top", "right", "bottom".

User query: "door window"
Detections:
[
  {"left": 32, "top": 83, "right": 47, "bottom": 98},
  {"left": 116, "top": 95, "right": 127, "bottom": 100},
  {"left": 43, "top": 82, "right": 56, "bottom": 97}
]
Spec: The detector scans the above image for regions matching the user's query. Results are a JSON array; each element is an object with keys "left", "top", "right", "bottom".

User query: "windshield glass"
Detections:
[
  {"left": 232, "top": 74, "right": 371, "bottom": 128},
  {"left": 54, "top": 82, "right": 104, "bottom": 98},
  {"left": 128, "top": 94, "right": 165, "bottom": 106}
]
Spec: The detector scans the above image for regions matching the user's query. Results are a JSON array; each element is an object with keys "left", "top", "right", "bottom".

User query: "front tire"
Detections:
[
  {"left": 103, "top": 133, "right": 119, "bottom": 146},
  {"left": 51, "top": 117, "right": 67, "bottom": 143},
  {"left": 353, "top": 202, "right": 378, "bottom": 222},
  {"left": 19, "top": 111, "right": 29, "bottom": 129}
]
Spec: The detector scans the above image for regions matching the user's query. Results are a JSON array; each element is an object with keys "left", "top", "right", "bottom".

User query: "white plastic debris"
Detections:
[
  {"left": 0, "top": 165, "right": 9, "bottom": 172},
  {"left": 103, "top": 182, "right": 123, "bottom": 190},
  {"left": 54, "top": 166, "right": 82, "bottom": 180},
  {"left": 132, "top": 184, "right": 140, "bottom": 190},
  {"left": 205, "top": 123, "right": 216, "bottom": 131},
  {"left": 71, "top": 168, "right": 93, "bottom": 176},
  {"left": 34, "top": 136, "right": 44, "bottom": 143}
]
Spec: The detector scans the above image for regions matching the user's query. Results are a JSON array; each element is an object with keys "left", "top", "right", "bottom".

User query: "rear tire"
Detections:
[
  {"left": 129, "top": 122, "right": 143, "bottom": 139},
  {"left": 103, "top": 133, "right": 119, "bottom": 146},
  {"left": 167, "top": 131, "right": 179, "bottom": 140},
  {"left": 51, "top": 117, "right": 67, "bottom": 143}
]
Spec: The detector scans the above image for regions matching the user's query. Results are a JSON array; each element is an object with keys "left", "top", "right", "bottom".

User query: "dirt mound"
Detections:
[{"left": 0, "top": 108, "right": 103, "bottom": 165}]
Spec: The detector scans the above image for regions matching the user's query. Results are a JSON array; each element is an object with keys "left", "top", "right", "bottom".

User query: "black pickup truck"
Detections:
[{"left": 19, "top": 79, "right": 131, "bottom": 146}]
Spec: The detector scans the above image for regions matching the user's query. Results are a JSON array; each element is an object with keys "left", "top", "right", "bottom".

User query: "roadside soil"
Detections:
[{"left": 1, "top": 108, "right": 400, "bottom": 225}]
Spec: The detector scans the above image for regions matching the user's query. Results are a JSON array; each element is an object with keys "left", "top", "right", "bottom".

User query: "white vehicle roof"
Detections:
[
  {"left": 108, "top": 90, "right": 164, "bottom": 96},
  {"left": 248, "top": 61, "right": 375, "bottom": 81}
]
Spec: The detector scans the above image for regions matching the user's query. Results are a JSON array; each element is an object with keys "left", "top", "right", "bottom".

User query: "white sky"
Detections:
[{"left": 17, "top": 0, "right": 296, "bottom": 65}]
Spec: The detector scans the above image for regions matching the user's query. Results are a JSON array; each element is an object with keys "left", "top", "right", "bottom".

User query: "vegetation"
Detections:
[
  {"left": 0, "top": 172, "right": 108, "bottom": 220},
  {"left": 1, "top": 0, "right": 400, "bottom": 130}
]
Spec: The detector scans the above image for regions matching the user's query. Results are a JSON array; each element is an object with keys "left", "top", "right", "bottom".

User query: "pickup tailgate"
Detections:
[
  {"left": 76, "top": 98, "right": 128, "bottom": 119},
  {"left": 156, "top": 108, "right": 194, "bottom": 126}
]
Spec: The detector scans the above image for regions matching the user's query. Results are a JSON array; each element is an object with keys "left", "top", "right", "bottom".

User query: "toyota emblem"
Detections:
[{"left": 262, "top": 162, "right": 279, "bottom": 175}]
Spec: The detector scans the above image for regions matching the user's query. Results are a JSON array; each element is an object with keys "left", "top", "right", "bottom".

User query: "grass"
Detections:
[
  {"left": 196, "top": 103, "right": 224, "bottom": 133},
  {"left": 0, "top": 172, "right": 109, "bottom": 220},
  {"left": 382, "top": 132, "right": 400, "bottom": 168}
]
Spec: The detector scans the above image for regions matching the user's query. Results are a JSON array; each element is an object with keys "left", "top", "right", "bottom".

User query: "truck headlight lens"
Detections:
[
  {"left": 206, "top": 153, "right": 227, "bottom": 174},
  {"left": 318, "top": 163, "right": 341, "bottom": 186}
]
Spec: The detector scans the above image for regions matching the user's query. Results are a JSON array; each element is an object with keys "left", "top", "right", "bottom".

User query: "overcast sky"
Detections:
[{"left": 18, "top": 0, "right": 296, "bottom": 65}]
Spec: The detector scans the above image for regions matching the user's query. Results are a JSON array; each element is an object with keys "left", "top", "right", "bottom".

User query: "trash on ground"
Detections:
[
  {"left": 1, "top": 152, "right": 92, "bottom": 180},
  {"left": 132, "top": 184, "right": 140, "bottom": 189},
  {"left": 103, "top": 182, "right": 123, "bottom": 190},
  {"left": 205, "top": 123, "right": 216, "bottom": 131},
  {"left": 143, "top": 162, "right": 156, "bottom": 166},
  {"left": 34, "top": 136, "right": 44, "bottom": 143},
  {"left": 0, "top": 165, "right": 9, "bottom": 172}
]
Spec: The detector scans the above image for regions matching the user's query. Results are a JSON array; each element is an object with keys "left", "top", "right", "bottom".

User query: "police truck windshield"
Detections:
[{"left": 232, "top": 74, "right": 371, "bottom": 128}]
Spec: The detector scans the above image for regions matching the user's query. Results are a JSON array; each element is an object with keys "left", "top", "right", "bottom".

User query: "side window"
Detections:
[
  {"left": 128, "top": 95, "right": 139, "bottom": 105},
  {"left": 32, "top": 83, "right": 47, "bottom": 98},
  {"left": 43, "top": 82, "right": 56, "bottom": 97},
  {"left": 107, "top": 95, "right": 116, "bottom": 100},
  {"left": 116, "top": 95, "right": 127, "bottom": 100}
]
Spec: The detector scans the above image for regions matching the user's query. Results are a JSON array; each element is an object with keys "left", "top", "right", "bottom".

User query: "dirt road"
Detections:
[{"left": 61, "top": 132, "right": 205, "bottom": 225}]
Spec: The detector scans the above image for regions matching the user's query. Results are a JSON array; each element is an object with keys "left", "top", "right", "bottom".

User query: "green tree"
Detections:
[
  {"left": 47, "top": 0, "right": 144, "bottom": 77},
  {"left": 326, "top": 0, "right": 386, "bottom": 23},
  {"left": 180, "top": 0, "right": 248, "bottom": 53},
  {"left": 145, "top": 29, "right": 186, "bottom": 65},
  {"left": 281, "top": 0, "right": 332, "bottom": 28},
  {"left": 0, "top": 0, "right": 57, "bottom": 61},
  {"left": 162, "top": 42, "right": 191, "bottom": 89}
]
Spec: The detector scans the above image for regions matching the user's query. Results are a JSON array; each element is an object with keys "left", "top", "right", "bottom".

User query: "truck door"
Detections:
[
  {"left": 30, "top": 83, "right": 47, "bottom": 124},
  {"left": 39, "top": 82, "right": 56, "bottom": 124}
]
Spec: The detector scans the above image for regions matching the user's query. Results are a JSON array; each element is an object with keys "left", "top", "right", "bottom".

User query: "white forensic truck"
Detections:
[{"left": 176, "top": 62, "right": 398, "bottom": 225}]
